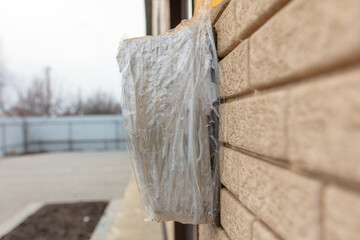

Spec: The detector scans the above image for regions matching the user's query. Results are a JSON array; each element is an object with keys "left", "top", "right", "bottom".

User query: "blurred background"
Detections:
[
  {"left": 0, "top": 0, "right": 146, "bottom": 155},
  {"left": 0, "top": 0, "right": 193, "bottom": 156},
  {"left": 0, "top": 1, "right": 195, "bottom": 240}
]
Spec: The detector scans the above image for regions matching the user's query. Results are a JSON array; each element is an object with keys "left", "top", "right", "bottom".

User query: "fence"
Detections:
[{"left": 0, "top": 115, "right": 127, "bottom": 156}]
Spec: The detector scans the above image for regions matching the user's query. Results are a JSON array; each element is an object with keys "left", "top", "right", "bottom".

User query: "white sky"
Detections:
[{"left": 0, "top": 0, "right": 145, "bottom": 102}]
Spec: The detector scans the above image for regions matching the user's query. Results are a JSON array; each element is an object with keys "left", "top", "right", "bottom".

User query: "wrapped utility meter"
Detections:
[{"left": 117, "top": 1, "right": 220, "bottom": 224}]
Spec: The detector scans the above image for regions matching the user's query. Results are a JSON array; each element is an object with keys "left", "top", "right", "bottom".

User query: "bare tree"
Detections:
[
  {"left": 63, "top": 90, "right": 122, "bottom": 115},
  {"left": 0, "top": 78, "right": 4, "bottom": 112},
  {"left": 82, "top": 91, "right": 122, "bottom": 115},
  {"left": 44, "top": 66, "right": 52, "bottom": 116},
  {"left": 0, "top": 39, "right": 3, "bottom": 111},
  {"left": 62, "top": 89, "right": 84, "bottom": 116},
  {"left": 0, "top": 53, "right": 5, "bottom": 112},
  {"left": 5, "top": 67, "right": 62, "bottom": 116}
]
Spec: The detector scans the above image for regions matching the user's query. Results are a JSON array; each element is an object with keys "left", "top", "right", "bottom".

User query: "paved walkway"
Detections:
[
  {"left": 0, "top": 151, "right": 133, "bottom": 226},
  {"left": 106, "top": 175, "right": 162, "bottom": 240}
]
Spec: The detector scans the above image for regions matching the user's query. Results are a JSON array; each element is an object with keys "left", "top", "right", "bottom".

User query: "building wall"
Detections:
[{"left": 202, "top": 0, "right": 360, "bottom": 239}]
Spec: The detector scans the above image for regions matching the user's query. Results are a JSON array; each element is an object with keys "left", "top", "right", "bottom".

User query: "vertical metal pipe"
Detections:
[
  {"left": 1, "top": 122, "right": 6, "bottom": 154},
  {"left": 22, "top": 118, "right": 28, "bottom": 154},
  {"left": 68, "top": 122, "right": 73, "bottom": 151},
  {"left": 145, "top": 0, "right": 153, "bottom": 35},
  {"left": 181, "top": 0, "right": 188, "bottom": 19},
  {"left": 170, "top": 0, "right": 182, "bottom": 28},
  {"left": 161, "top": 222, "right": 168, "bottom": 240},
  {"left": 175, "top": 222, "right": 195, "bottom": 240},
  {"left": 115, "top": 121, "right": 120, "bottom": 150}
]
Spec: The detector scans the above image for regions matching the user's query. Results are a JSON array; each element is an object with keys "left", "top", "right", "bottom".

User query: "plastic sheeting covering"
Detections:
[{"left": 117, "top": 1, "right": 220, "bottom": 224}]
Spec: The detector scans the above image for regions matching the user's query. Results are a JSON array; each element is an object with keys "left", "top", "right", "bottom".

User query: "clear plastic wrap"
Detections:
[{"left": 116, "top": 1, "right": 220, "bottom": 224}]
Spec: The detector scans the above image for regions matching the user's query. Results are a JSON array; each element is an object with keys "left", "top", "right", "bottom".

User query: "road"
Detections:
[{"left": 0, "top": 151, "right": 133, "bottom": 226}]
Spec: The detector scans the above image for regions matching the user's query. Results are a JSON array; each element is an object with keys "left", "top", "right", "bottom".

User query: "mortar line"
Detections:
[
  {"left": 211, "top": 0, "right": 231, "bottom": 26},
  {"left": 223, "top": 187, "right": 284, "bottom": 240},
  {"left": 223, "top": 59, "right": 360, "bottom": 102},
  {"left": 218, "top": 0, "right": 291, "bottom": 59},
  {"left": 319, "top": 184, "right": 327, "bottom": 240},
  {"left": 222, "top": 143, "right": 360, "bottom": 193}
]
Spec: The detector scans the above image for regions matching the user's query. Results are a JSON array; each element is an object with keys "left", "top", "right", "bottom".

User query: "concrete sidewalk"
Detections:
[
  {"left": 0, "top": 151, "right": 133, "bottom": 226},
  {"left": 106, "top": 175, "right": 162, "bottom": 240}
]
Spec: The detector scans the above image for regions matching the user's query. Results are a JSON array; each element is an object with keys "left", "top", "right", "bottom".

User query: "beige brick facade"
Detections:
[
  {"left": 252, "top": 221, "right": 279, "bottom": 240},
  {"left": 201, "top": 0, "right": 360, "bottom": 239},
  {"left": 220, "top": 188, "right": 254, "bottom": 240},
  {"left": 250, "top": 0, "right": 360, "bottom": 88},
  {"left": 219, "top": 39, "right": 250, "bottom": 98},
  {"left": 221, "top": 92, "right": 287, "bottom": 159},
  {"left": 215, "top": 0, "right": 289, "bottom": 57},
  {"left": 287, "top": 67, "right": 360, "bottom": 183},
  {"left": 324, "top": 186, "right": 360, "bottom": 240}
]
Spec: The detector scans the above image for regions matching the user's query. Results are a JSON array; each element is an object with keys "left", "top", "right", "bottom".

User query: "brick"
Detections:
[
  {"left": 221, "top": 91, "right": 286, "bottom": 159},
  {"left": 223, "top": 147, "right": 322, "bottom": 240},
  {"left": 198, "top": 225, "right": 230, "bottom": 240},
  {"left": 250, "top": 0, "right": 360, "bottom": 88},
  {"left": 219, "top": 104, "right": 227, "bottom": 142},
  {"left": 220, "top": 145, "right": 238, "bottom": 195},
  {"left": 219, "top": 39, "right": 250, "bottom": 98},
  {"left": 215, "top": 227, "right": 231, "bottom": 240},
  {"left": 210, "top": 0, "right": 230, "bottom": 26},
  {"left": 288, "top": 67, "right": 360, "bottom": 183},
  {"left": 220, "top": 188, "right": 254, "bottom": 240},
  {"left": 215, "top": 0, "right": 288, "bottom": 57},
  {"left": 324, "top": 186, "right": 360, "bottom": 240},
  {"left": 253, "top": 221, "right": 280, "bottom": 240}
]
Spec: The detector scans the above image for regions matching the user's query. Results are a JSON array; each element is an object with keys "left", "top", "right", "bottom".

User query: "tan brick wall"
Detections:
[
  {"left": 252, "top": 221, "right": 279, "bottom": 240},
  {"left": 200, "top": 0, "right": 360, "bottom": 239},
  {"left": 324, "top": 186, "right": 360, "bottom": 240}
]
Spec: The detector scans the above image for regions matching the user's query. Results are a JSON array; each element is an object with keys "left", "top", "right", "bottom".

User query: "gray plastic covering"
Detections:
[{"left": 116, "top": 2, "right": 220, "bottom": 224}]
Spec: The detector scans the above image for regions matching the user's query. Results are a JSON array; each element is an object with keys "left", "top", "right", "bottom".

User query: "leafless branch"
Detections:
[
  {"left": 63, "top": 90, "right": 122, "bottom": 116},
  {"left": 5, "top": 67, "right": 62, "bottom": 116}
]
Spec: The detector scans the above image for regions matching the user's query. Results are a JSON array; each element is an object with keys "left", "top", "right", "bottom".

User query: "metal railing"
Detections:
[{"left": 0, "top": 115, "right": 127, "bottom": 156}]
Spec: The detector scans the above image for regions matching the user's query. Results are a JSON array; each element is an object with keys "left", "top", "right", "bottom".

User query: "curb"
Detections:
[
  {"left": 90, "top": 199, "right": 122, "bottom": 240},
  {"left": 0, "top": 202, "right": 44, "bottom": 239}
]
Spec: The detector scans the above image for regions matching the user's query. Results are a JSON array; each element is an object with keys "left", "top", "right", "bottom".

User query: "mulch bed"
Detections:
[{"left": 1, "top": 202, "right": 108, "bottom": 240}]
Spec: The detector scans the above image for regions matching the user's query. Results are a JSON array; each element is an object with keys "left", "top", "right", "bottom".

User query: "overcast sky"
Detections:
[{"left": 0, "top": 0, "right": 145, "bottom": 102}]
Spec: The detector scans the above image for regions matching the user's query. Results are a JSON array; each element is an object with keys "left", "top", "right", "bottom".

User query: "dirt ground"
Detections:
[{"left": 0, "top": 202, "right": 107, "bottom": 240}]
